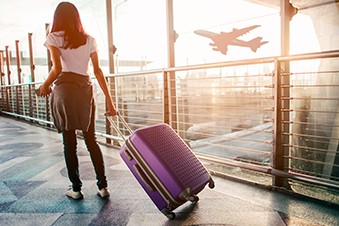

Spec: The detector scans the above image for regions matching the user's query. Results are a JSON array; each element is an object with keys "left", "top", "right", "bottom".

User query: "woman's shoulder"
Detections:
[
  {"left": 49, "top": 31, "right": 64, "bottom": 37},
  {"left": 86, "top": 35, "right": 98, "bottom": 48},
  {"left": 45, "top": 31, "right": 64, "bottom": 47},
  {"left": 47, "top": 31, "right": 64, "bottom": 42},
  {"left": 86, "top": 34, "right": 96, "bottom": 42}
]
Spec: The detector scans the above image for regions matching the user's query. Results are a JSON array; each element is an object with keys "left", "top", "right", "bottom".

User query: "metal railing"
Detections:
[{"left": 1, "top": 50, "right": 339, "bottom": 203}]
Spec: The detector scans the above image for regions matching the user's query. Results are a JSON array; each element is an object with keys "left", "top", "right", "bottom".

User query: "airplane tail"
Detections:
[{"left": 248, "top": 37, "right": 268, "bottom": 52}]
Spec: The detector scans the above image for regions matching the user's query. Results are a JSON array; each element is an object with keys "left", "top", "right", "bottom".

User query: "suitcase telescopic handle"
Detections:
[{"left": 105, "top": 111, "right": 133, "bottom": 141}]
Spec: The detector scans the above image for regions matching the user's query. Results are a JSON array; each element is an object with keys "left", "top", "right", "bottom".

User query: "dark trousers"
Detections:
[{"left": 62, "top": 112, "right": 107, "bottom": 192}]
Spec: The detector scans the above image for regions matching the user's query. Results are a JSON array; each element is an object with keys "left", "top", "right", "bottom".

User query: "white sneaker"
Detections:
[
  {"left": 66, "top": 187, "right": 84, "bottom": 200},
  {"left": 98, "top": 187, "right": 110, "bottom": 198}
]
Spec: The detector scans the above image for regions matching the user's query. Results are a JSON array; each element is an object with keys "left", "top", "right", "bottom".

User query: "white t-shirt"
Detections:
[{"left": 44, "top": 31, "right": 98, "bottom": 76}]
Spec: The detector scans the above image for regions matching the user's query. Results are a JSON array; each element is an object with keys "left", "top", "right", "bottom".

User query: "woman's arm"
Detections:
[
  {"left": 90, "top": 51, "right": 117, "bottom": 116},
  {"left": 39, "top": 46, "right": 62, "bottom": 96}
]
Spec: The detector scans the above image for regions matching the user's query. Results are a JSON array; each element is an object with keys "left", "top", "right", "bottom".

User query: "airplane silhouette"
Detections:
[{"left": 194, "top": 25, "right": 268, "bottom": 55}]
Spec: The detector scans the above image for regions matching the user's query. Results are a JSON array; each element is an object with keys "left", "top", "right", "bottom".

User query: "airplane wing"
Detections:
[
  {"left": 231, "top": 36, "right": 268, "bottom": 51},
  {"left": 194, "top": 30, "right": 218, "bottom": 39},
  {"left": 210, "top": 42, "right": 228, "bottom": 55},
  {"left": 194, "top": 30, "right": 229, "bottom": 54},
  {"left": 221, "top": 25, "right": 260, "bottom": 39}
]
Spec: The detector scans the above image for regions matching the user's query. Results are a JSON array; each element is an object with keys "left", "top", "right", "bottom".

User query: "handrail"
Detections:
[
  {"left": 1, "top": 81, "right": 42, "bottom": 88},
  {"left": 278, "top": 49, "right": 339, "bottom": 61},
  {"left": 1, "top": 111, "right": 53, "bottom": 125},
  {"left": 197, "top": 153, "right": 339, "bottom": 190},
  {"left": 106, "top": 50, "right": 339, "bottom": 79}
]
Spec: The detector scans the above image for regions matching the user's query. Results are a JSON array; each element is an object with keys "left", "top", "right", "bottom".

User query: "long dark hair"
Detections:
[{"left": 51, "top": 2, "right": 88, "bottom": 49}]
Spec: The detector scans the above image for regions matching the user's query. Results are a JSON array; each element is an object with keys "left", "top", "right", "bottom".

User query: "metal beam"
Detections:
[
  {"left": 105, "top": 0, "right": 116, "bottom": 144},
  {"left": 165, "top": 0, "right": 178, "bottom": 130}
]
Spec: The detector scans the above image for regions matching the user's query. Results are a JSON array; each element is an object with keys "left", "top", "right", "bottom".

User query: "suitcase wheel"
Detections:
[
  {"left": 208, "top": 179, "right": 215, "bottom": 189},
  {"left": 165, "top": 212, "right": 176, "bottom": 220},
  {"left": 186, "top": 195, "right": 199, "bottom": 202},
  {"left": 161, "top": 209, "right": 176, "bottom": 219}
]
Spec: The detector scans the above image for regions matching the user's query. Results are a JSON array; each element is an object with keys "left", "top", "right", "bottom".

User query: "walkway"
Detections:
[{"left": 0, "top": 116, "right": 338, "bottom": 225}]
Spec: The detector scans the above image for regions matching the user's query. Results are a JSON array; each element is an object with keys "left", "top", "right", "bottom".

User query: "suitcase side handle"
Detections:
[
  {"left": 133, "top": 164, "right": 156, "bottom": 192},
  {"left": 105, "top": 111, "right": 133, "bottom": 141}
]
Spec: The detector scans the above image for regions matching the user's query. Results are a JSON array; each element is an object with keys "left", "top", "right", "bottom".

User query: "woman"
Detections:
[{"left": 39, "top": 2, "right": 117, "bottom": 200}]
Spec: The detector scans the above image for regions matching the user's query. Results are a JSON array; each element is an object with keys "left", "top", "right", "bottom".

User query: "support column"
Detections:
[
  {"left": 45, "top": 24, "right": 51, "bottom": 123},
  {"left": 273, "top": 0, "right": 297, "bottom": 188},
  {"left": 0, "top": 50, "right": 4, "bottom": 86},
  {"left": 28, "top": 33, "right": 35, "bottom": 83},
  {"left": 15, "top": 40, "right": 22, "bottom": 84},
  {"left": 5, "top": 46, "right": 11, "bottom": 111},
  {"left": 15, "top": 40, "right": 22, "bottom": 114},
  {"left": 5, "top": 46, "right": 11, "bottom": 85},
  {"left": 106, "top": 0, "right": 117, "bottom": 144},
  {"left": 28, "top": 33, "right": 36, "bottom": 118},
  {"left": 0, "top": 50, "right": 5, "bottom": 110},
  {"left": 165, "top": 0, "right": 178, "bottom": 130}
]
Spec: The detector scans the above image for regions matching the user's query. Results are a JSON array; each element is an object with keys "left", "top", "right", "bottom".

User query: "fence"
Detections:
[{"left": 1, "top": 50, "right": 339, "bottom": 204}]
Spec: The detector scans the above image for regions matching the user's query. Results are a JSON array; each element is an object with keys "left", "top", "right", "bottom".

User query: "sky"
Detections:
[
  {"left": 0, "top": 0, "right": 108, "bottom": 55},
  {"left": 0, "top": 0, "right": 59, "bottom": 47},
  {"left": 0, "top": 0, "right": 320, "bottom": 66}
]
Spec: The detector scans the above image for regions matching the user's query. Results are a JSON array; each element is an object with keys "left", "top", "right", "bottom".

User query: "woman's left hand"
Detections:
[{"left": 38, "top": 84, "right": 52, "bottom": 97}]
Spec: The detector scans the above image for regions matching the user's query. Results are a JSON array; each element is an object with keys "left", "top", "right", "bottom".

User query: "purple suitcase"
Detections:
[{"left": 107, "top": 114, "right": 215, "bottom": 219}]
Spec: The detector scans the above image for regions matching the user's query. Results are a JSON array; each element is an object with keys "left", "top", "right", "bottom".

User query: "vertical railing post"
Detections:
[
  {"left": 5, "top": 87, "right": 10, "bottom": 112},
  {"left": 28, "top": 33, "right": 36, "bottom": 118},
  {"left": 5, "top": 46, "right": 11, "bottom": 111},
  {"left": 45, "top": 24, "right": 51, "bottom": 123},
  {"left": 0, "top": 50, "right": 4, "bottom": 86},
  {"left": 5, "top": 46, "right": 11, "bottom": 85},
  {"left": 0, "top": 50, "right": 3, "bottom": 81},
  {"left": 15, "top": 40, "right": 22, "bottom": 115},
  {"left": 0, "top": 50, "right": 4, "bottom": 110},
  {"left": 163, "top": 70, "right": 169, "bottom": 124}
]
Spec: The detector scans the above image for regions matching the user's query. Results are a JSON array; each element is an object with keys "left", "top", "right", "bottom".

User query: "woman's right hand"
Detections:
[{"left": 107, "top": 102, "right": 117, "bottom": 116}]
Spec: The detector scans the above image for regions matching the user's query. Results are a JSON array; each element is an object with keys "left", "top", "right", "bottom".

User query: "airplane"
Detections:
[{"left": 194, "top": 25, "right": 268, "bottom": 55}]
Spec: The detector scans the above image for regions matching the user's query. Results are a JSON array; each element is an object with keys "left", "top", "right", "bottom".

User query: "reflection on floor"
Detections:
[{"left": 0, "top": 116, "right": 338, "bottom": 225}]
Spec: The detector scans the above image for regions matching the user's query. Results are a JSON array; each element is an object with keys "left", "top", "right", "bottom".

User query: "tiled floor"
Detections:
[{"left": 0, "top": 115, "right": 338, "bottom": 225}]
